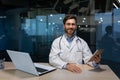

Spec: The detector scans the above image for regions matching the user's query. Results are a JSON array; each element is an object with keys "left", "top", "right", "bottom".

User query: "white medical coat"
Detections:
[{"left": 49, "top": 34, "right": 94, "bottom": 69}]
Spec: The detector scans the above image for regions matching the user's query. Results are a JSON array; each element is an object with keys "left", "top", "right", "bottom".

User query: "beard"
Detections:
[{"left": 64, "top": 28, "right": 76, "bottom": 36}]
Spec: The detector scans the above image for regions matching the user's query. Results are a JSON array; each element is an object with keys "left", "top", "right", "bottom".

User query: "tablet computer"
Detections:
[{"left": 88, "top": 49, "right": 104, "bottom": 62}]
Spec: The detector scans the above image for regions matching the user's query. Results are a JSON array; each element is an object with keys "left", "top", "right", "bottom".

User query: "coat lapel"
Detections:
[
  {"left": 61, "top": 35, "right": 78, "bottom": 51},
  {"left": 62, "top": 35, "right": 70, "bottom": 49},
  {"left": 69, "top": 36, "right": 77, "bottom": 51}
]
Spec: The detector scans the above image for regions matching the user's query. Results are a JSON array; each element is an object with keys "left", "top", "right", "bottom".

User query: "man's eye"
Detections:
[{"left": 66, "top": 23, "right": 76, "bottom": 26}]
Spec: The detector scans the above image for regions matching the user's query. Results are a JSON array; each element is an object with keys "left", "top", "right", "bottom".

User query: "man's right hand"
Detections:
[{"left": 66, "top": 63, "right": 82, "bottom": 73}]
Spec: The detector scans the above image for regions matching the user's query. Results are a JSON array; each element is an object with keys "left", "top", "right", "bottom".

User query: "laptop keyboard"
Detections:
[{"left": 35, "top": 67, "right": 48, "bottom": 72}]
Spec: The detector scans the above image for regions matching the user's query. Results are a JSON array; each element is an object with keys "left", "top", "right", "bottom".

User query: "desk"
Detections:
[{"left": 0, "top": 62, "right": 119, "bottom": 80}]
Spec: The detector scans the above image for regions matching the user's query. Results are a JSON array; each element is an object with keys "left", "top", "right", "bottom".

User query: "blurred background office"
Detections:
[{"left": 0, "top": 0, "right": 120, "bottom": 78}]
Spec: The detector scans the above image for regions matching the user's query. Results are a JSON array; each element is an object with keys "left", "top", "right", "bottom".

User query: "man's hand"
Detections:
[
  {"left": 93, "top": 53, "right": 101, "bottom": 63},
  {"left": 66, "top": 63, "right": 82, "bottom": 73}
]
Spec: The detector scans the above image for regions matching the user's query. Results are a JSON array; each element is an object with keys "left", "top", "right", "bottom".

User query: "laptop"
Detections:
[{"left": 6, "top": 50, "right": 56, "bottom": 76}]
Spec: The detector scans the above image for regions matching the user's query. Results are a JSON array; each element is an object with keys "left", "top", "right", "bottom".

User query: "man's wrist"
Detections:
[
  {"left": 62, "top": 63, "right": 68, "bottom": 69},
  {"left": 92, "top": 61, "right": 100, "bottom": 68}
]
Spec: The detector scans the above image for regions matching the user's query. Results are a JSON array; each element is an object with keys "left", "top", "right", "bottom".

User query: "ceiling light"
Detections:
[
  {"left": 64, "top": 0, "right": 72, "bottom": 4},
  {"left": 78, "top": 7, "right": 87, "bottom": 12},
  {"left": 118, "top": 0, "right": 120, "bottom": 3},
  {"left": 113, "top": 3, "right": 119, "bottom": 9},
  {"left": 69, "top": 3, "right": 79, "bottom": 10}
]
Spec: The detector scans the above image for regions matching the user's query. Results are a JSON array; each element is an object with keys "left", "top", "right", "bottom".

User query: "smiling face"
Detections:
[{"left": 64, "top": 19, "right": 77, "bottom": 37}]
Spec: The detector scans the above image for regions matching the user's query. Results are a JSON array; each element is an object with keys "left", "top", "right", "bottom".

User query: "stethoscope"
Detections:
[
  {"left": 59, "top": 35, "right": 82, "bottom": 50},
  {"left": 58, "top": 34, "right": 84, "bottom": 63}
]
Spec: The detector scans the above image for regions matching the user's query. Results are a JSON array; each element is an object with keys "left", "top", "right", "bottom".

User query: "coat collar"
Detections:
[{"left": 62, "top": 34, "right": 78, "bottom": 50}]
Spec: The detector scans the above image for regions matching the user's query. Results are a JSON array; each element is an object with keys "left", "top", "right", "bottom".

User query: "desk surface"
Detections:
[{"left": 0, "top": 62, "right": 119, "bottom": 80}]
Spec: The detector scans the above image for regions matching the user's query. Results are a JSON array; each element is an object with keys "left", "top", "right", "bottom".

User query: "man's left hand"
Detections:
[{"left": 93, "top": 54, "right": 101, "bottom": 63}]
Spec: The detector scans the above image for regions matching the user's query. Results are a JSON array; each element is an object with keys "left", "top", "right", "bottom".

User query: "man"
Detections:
[
  {"left": 49, "top": 14, "right": 101, "bottom": 73},
  {"left": 101, "top": 25, "right": 120, "bottom": 60},
  {"left": 101, "top": 25, "right": 115, "bottom": 53}
]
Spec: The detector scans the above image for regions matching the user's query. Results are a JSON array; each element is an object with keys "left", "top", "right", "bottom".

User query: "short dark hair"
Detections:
[
  {"left": 105, "top": 25, "right": 113, "bottom": 34},
  {"left": 63, "top": 14, "right": 77, "bottom": 25}
]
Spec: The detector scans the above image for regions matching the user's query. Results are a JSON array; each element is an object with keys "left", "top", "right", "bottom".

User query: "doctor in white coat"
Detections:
[{"left": 49, "top": 14, "right": 101, "bottom": 73}]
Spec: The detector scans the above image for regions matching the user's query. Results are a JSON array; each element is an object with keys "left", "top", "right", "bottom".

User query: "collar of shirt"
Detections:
[{"left": 64, "top": 34, "right": 75, "bottom": 44}]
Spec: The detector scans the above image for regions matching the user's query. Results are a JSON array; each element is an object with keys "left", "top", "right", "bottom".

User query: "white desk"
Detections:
[{"left": 0, "top": 62, "right": 119, "bottom": 80}]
